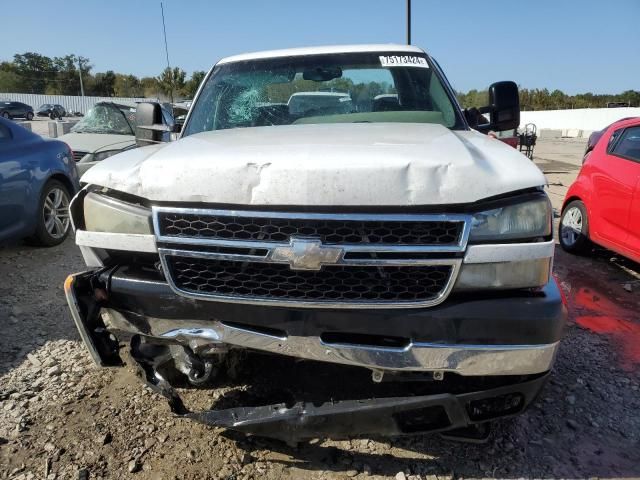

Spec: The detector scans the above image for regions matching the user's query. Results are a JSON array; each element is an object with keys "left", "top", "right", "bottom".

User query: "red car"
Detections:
[{"left": 560, "top": 117, "right": 640, "bottom": 262}]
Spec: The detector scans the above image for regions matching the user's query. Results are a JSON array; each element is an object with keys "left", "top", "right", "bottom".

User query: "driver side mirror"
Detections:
[
  {"left": 467, "top": 81, "right": 520, "bottom": 133},
  {"left": 136, "top": 102, "right": 171, "bottom": 146}
]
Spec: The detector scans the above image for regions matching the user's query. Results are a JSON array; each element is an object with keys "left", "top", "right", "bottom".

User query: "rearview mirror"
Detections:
[
  {"left": 471, "top": 81, "right": 520, "bottom": 133},
  {"left": 136, "top": 102, "right": 169, "bottom": 146},
  {"left": 302, "top": 66, "right": 342, "bottom": 82}
]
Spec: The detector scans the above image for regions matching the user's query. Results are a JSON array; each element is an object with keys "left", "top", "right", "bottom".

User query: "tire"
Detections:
[
  {"left": 559, "top": 200, "right": 591, "bottom": 254},
  {"left": 49, "top": 112, "right": 55, "bottom": 120},
  {"left": 2, "top": 111, "right": 10, "bottom": 119},
  {"left": 31, "top": 180, "right": 72, "bottom": 247},
  {"left": 25, "top": 112, "right": 34, "bottom": 121}
]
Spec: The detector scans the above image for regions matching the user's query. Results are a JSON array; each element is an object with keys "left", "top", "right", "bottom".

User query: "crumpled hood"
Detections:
[
  {"left": 80, "top": 123, "right": 546, "bottom": 206},
  {"left": 60, "top": 132, "right": 135, "bottom": 154}
]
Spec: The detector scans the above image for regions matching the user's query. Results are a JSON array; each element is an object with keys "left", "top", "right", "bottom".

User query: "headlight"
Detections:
[
  {"left": 84, "top": 192, "right": 152, "bottom": 234},
  {"left": 469, "top": 196, "right": 551, "bottom": 242},
  {"left": 92, "top": 150, "right": 121, "bottom": 162}
]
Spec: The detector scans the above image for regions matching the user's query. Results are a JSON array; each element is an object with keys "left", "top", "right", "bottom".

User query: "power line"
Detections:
[{"left": 406, "top": 0, "right": 411, "bottom": 45}]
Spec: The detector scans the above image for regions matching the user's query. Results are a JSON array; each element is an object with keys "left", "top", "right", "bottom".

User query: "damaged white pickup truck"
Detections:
[{"left": 65, "top": 44, "right": 565, "bottom": 443}]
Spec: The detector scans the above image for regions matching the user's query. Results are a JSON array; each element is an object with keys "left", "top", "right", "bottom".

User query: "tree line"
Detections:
[
  {"left": 0, "top": 52, "right": 206, "bottom": 100},
  {"left": 2, "top": 51, "right": 638, "bottom": 109},
  {"left": 457, "top": 88, "right": 640, "bottom": 110}
]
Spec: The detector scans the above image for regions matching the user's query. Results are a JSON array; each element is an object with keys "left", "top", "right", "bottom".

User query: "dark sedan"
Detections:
[
  {"left": 0, "top": 101, "right": 34, "bottom": 120},
  {"left": 37, "top": 103, "right": 66, "bottom": 120},
  {"left": 0, "top": 117, "right": 80, "bottom": 246}
]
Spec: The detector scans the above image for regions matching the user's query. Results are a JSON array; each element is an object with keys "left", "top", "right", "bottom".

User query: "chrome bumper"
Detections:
[
  {"left": 100, "top": 308, "right": 558, "bottom": 376},
  {"left": 65, "top": 269, "right": 562, "bottom": 377}
]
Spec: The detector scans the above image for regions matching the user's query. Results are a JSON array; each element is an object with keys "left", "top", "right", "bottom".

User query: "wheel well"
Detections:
[
  {"left": 48, "top": 174, "right": 75, "bottom": 197},
  {"left": 561, "top": 195, "right": 582, "bottom": 213}
]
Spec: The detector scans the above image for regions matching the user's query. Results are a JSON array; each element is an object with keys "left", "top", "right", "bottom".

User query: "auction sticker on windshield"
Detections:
[{"left": 379, "top": 55, "right": 428, "bottom": 68}]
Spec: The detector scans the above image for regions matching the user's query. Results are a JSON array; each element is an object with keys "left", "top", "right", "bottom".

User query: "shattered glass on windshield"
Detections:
[
  {"left": 71, "top": 103, "right": 136, "bottom": 135},
  {"left": 184, "top": 52, "right": 461, "bottom": 136}
]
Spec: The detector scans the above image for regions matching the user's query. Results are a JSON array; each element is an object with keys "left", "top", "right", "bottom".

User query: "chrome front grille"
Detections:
[
  {"left": 157, "top": 211, "right": 463, "bottom": 245},
  {"left": 166, "top": 256, "right": 453, "bottom": 303},
  {"left": 154, "top": 207, "right": 471, "bottom": 308}
]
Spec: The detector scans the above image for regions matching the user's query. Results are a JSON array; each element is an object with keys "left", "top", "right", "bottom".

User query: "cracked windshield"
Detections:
[
  {"left": 71, "top": 103, "right": 136, "bottom": 135},
  {"left": 184, "top": 52, "right": 458, "bottom": 135}
]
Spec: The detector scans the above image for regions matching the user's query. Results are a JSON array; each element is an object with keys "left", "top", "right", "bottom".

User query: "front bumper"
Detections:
[
  {"left": 64, "top": 266, "right": 564, "bottom": 441},
  {"left": 65, "top": 265, "right": 565, "bottom": 376}
]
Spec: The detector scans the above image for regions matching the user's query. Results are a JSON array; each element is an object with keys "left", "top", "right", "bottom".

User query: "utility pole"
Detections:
[
  {"left": 77, "top": 56, "right": 85, "bottom": 97},
  {"left": 406, "top": 0, "right": 411, "bottom": 45},
  {"left": 160, "top": 2, "right": 173, "bottom": 103}
]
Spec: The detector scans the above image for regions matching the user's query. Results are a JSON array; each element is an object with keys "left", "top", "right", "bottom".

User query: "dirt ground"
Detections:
[{"left": 1, "top": 137, "right": 639, "bottom": 480}]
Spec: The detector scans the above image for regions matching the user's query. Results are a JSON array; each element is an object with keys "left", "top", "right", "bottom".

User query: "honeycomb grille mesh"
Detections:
[
  {"left": 158, "top": 212, "right": 462, "bottom": 246},
  {"left": 166, "top": 256, "right": 453, "bottom": 303}
]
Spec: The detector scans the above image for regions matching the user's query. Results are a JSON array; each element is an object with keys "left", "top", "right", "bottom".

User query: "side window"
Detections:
[
  {"left": 607, "top": 129, "right": 623, "bottom": 152},
  {"left": 610, "top": 126, "right": 640, "bottom": 162}
]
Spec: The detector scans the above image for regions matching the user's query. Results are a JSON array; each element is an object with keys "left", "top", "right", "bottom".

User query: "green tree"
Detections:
[
  {"left": 0, "top": 62, "right": 21, "bottom": 92},
  {"left": 182, "top": 70, "right": 206, "bottom": 98},
  {"left": 619, "top": 90, "right": 640, "bottom": 107},
  {"left": 140, "top": 77, "right": 159, "bottom": 98},
  {"left": 12, "top": 52, "right": 56, "bottom": 93},
  {"left": 157, "top": 67, "right": 186, "bottom": 101},
  {"left": 113, "top": 74, "right": 142, "bottom": 97},
  {"left": 456, "top": 89, "right": 488, "bottom": 109},
  {"left": 92, "top": 70, "right": 116, "bottom": 96},
  {"left": 549, "top": 89, "right": 567, "bottom": 109},
  {"left": 49, "top": 54, "right": 90, "bottom": 95}
]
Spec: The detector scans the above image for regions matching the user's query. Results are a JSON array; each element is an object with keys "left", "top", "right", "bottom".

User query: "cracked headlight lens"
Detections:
[
  {"left": 470, "top": 196, "right": 552, "bottom": 242},
  {"left": 84, "top": 192, "right": 152, "bottom": 234}
]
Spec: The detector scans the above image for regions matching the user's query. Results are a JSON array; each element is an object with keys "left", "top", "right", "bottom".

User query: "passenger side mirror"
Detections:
[
  {"left": 136, "top": 102, "right": 170, "bottom": 146},
  {"left": 468, "top": 81, "right": 520, "bottom": 133}
]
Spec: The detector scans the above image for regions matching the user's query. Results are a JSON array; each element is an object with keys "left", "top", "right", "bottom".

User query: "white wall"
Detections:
[
  {"left": 520, "top": 107, "right": 640, "bottom": 133},
  {"left": 0, "top": 93, "right": 159, "bottom": 114}
]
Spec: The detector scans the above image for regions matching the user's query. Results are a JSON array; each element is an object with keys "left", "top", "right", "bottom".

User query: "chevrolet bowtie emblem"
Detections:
[{"left": 270, "top": 237, "right": 344, "bottom": 270}]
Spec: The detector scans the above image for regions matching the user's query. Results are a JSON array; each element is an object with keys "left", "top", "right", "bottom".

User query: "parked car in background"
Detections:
[
  {"left": 288, "top": 91, "right": 354, "bottom": 116},
  {"left": 0, "top": 117, "right": 79, "bottom": 246},
  {"left": 0, "top": 101, "right": 34, "bottom": 120},
  {"left": 560, "top": 117, "right": 640, "bottom": 262},
  {"left": 60, "top": 101, "right": 174, "bottom": 176},
  {"left": 37, "top": 103, "right": 66, "bottom": 120}
]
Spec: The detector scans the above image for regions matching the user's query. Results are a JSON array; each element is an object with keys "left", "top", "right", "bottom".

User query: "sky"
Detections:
[{"left": 3, "top": 0, "right": 639, "bottom": 94}]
